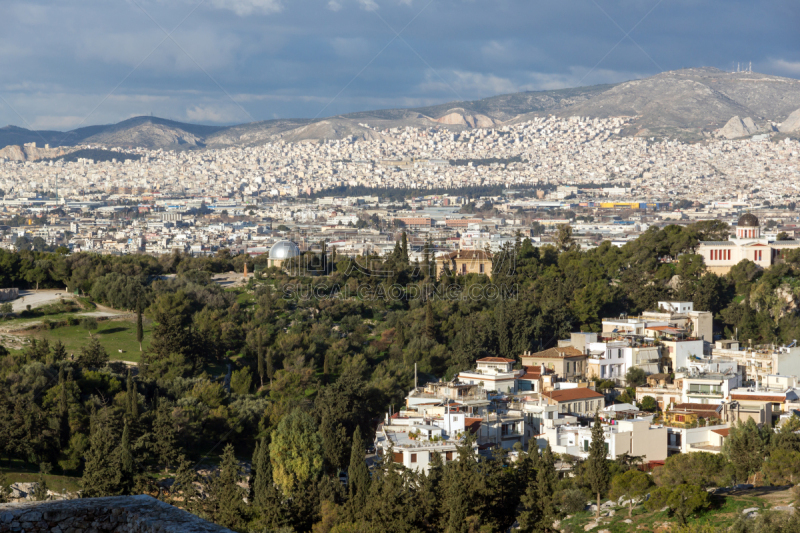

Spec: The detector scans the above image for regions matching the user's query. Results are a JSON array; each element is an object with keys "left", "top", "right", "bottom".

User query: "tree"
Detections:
[
  {"left": 646, "top": 484, "right": 709, "bottom": 525},
  {"left": 425, "top": 300, "right": 436, "bottom": 340},
  {"left": 32, "top": 462, "right": 51, "bottom": 501},
  {"left": 76, "top": 335, "right": 108, "bottom": 368},
  {"left": 257, "top": 330, "right": 265, "bottom": 388},
  {"left": 556, "top": 225, "right": 576, "bottom": 251},
  {"left": 230, "top": 368, "right": 252, "bottom": 395},
  {"left": 777, "top": 232, "right": 791, "bottom": 241},
  {"left": 653, "top": 452, "right": 727, "bottom": 489},
  {"left": 0, "top": 470, "right": 11, "bottom": 503},
  {"left": 270, "top": 409, "right": 324, "bottom": 497},
  {"left": 208, "top": 443, "right": 245, "bottom": 530},
  {"left": 724, "top": 419, "right": 767, "bottom": 484},
  {"left": 610, "top": 469, "right": 652, "bottom": 517},
  {"left": 639, "top": 396, "right": 658, "bottom": 412},
  {"left": 763, "top": 448, "right": 800, "bottom": 485},
  {"left": 585, "top": 413, "right": 610, "bottom": 521},
  {"left": 401, "top": 232, "right": 409, "bottom": 263},
  {"left": 348, "top": 426, "right": 370, "bottom": 519},
  {"left": 49, "top": 340, "right": 68, "bottom": 364},
  {"left": 125, "top": 369, "right": 138, "bottom": 421},
  {"left": 117, "top": 421, "right": 135, "bottom": 494},
  {"left": 152, "top": 403, "right": 178, "bottom": 472},
  {"left": 82, "top": 413, "right": 123, "bottom": 497},
  {"left": 171, "top": 455, "right": 199, "bottom": 510},
  {"left": 625, "top": 367, "right": 647, "bottom": 387},
  {"left": 136, "top": 300, "right": 144, "bottom": 352}
]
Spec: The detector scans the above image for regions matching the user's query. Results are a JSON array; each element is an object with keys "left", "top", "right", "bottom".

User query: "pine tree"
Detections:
[
  {"left": 171, "top": 455, "right": 199, "bottom": 510},
  {"left": 209, "top": 443, "right": 245, "bottom": 530},
  {"left": 77, "top": 334, "right": 108, "bottom": 368},
  {"left": 50, "top": 340, "right": 68, "bottom": 364},
  {"left": 126, "top": 369, "right": 138, "bottom": 421},
  {"left": 152, "top": 403, "right": 178, "bottom": 472},
  {"left": 348, "top": 427, "right": 370, "bottom": 520},
  {"left": 425, "top": 300, "right": 436, "bottom": 340},
  {"left": 118, "top": 421, "right": 134, "bottom": 494},
  {"left": 586, "top": 413, "right": 610, "bottom": 522},
  {"left": 136, "top": 300, "right": 144, "bottom": 352},
  {"left": 401, "top": 232, "right": 409, "bottom": 263},
  {"left": 58, "top": 366, "right": 70, "bottom": 448}
]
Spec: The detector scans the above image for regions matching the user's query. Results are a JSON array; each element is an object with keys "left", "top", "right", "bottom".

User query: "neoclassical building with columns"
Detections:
[{"left": 698, "top": 214, "right": 800, "bottom": 275}]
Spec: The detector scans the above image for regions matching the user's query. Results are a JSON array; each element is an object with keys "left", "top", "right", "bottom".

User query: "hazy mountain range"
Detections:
[{"left": 3, "top": 67, "right": 800, "bottom": 158}]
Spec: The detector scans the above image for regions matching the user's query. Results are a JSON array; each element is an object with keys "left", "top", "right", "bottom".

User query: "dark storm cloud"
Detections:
[{"left": 0, "top": 0, "right": 798, "bottom": 129}]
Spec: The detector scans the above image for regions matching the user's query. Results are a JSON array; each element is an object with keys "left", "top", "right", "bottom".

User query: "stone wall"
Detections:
[{"left": 0, "top": 495, "right": 233, "bottom": 533}]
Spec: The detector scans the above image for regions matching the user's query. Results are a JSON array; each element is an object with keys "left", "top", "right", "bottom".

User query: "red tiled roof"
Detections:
[
  {"left": 523, "top": 346, "right": 585, "bottom": 359},
  {"left": 543, "top": 388, "right": 604, "bottom": 402},
  {"left": 465, "top": 417, "right": 482, "bottom": 434},
  {"left": 712, "top": 428, "right": 730, "bottom": 437},
  {"left": 730, "top": 394, "right": 785, "bottom": 402},
  {"left": 477, "top": 357, "right": 516, "bottom": 363}
]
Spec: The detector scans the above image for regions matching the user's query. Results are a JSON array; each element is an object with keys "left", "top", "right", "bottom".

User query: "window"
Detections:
[
  {"left": 445, "top": 451, "right": 453, "bottom": 461},
  {"left": 453, "top": 416, "right": 459, "bottom": 422},
  {"left": 410, "top": 453, "right": 417, "bottom": 463},
  {"left": 393, "top": 452, "right": 403, "bottom": 463},
  {"left": 584, "top": 440, "right": 589, "bottom": 452},
  {"left": 479, "top": 263, "right": 484, "bottom": 273}
]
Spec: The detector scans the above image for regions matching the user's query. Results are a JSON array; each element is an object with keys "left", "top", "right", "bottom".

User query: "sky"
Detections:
[{"left": 1, "top": 0, "right": 799, "bottom": 131}]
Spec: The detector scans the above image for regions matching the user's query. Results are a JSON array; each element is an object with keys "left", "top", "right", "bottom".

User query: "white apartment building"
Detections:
[
  {"left": 457, "top": 357, "right": 524, "bottom": 394},
  {"left": 543, "top": 419, "right": 667, "bottom": 463}
]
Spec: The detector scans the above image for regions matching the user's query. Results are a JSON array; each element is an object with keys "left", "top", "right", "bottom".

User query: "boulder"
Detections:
[{"left": 742, "top": 507, "right": 759, "bottom": 514}]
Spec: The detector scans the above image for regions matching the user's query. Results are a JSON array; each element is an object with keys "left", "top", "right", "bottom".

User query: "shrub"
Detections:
[
  {"left": 560, "top": 488, "right": 589, "bottom": 514},
  {"left": 81, "top": 317, "right": 98, "bottom": 331}
]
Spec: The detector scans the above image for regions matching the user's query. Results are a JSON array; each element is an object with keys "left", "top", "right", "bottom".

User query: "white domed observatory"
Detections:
[{"left": 268, "top": 240, "right": 300, "bottom": 268}]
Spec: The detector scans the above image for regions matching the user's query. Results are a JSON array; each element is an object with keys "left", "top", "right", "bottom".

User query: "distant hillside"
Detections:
[{"left": 2, "top": 68, "right": 800, "bottom": 150}]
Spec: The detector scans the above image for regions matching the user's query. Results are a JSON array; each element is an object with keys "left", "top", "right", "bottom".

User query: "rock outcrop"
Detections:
[
  {"left": 0, "top": 143, "right": 73, "bottom": 162},
  {"left": 434, "top": 110, "right": 497, "bottom": 128},
  {"left": 717, "top": 116, "right": 760, "bottom": 139},
  {"left": 0, "top": 495, "right": 233, "bottom": 533},
  {"left": 779, "top": 108, "right": 800, "bottom": 133}
]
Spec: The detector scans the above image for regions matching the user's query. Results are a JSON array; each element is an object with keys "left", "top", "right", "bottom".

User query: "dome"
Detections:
[
  {"left": 269, "top": 240, "right": 300, "bottom": 260},
  {"left": 738, "top": 214, "right": 759, "bottom": 227}
]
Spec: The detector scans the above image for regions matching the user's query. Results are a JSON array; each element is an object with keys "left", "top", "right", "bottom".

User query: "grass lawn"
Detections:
[
  {"left": 0, "top": 460, "right": 82, "bottom": 494},
  {"left": 34, "top": 319, "right": 153, "bottom": 362}
]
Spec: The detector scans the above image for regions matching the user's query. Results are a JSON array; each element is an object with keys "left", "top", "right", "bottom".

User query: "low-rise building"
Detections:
[
  {"left": 540, "top": 387, "right": 605, "bottom": 417},
  {"left": 544, "top": 418, "right": 667, "bottom": 462},
  {"left": 457, "top": 357, "right": 524, "bottom": 394},
  {"left": 522, "top": 347, "right": 587, "bottom": 381}
]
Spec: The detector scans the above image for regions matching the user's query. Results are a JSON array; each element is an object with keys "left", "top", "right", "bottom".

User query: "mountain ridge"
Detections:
[{"left": 3, "top": 67, "right": 800, "bottom": 156}]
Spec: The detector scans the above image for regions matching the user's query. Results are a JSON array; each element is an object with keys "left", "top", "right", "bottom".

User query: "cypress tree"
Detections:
[
  {"left": 77, "top": 334, "right": 108, "bottom": 368},
  {"left": 401, "top": 232, "right": 409, "bottom": 263},
  {"left": 348, "top": 427, "right": 370, "bottom": 519},
  {"left": 395, "top": 321, "right": 405, "bottom": 348},
  {"left": 250, "top": 435, "right": 285, "bottom": 529},
  {"left": 126, "top": 369, "right": 138, "bottom": 421},
  {"left": 536, "top": 443, "right": 559, "bottom": 532},
  {"left": 210, "top": 443, "right": 245, "bottom": 530},
  {"left": 82, "top": 413, "right": 123, "bottom": 497},
  {"left": 257, "top": 330, "right": 265, "bottom": 388},
  {"left": 586, "top": 412, "right": 610, "bottom": 522},
  {"left": 136, "top": 300, "right": 144, "bottom": 352},
  {"left": 118, "top": 421, "right": 134, "bottom": 494},
  {"left": 266, "top": 348, "right": 275, "bottom": 386},
  {"left": 425, "top": 300, "right": 436, "bottom": 340},
  {"left": 153, "top": 403, "right": 178, "bottom": 472},
  {"left": 58, "top": 366, "right": 70, "bottom": 447}
]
